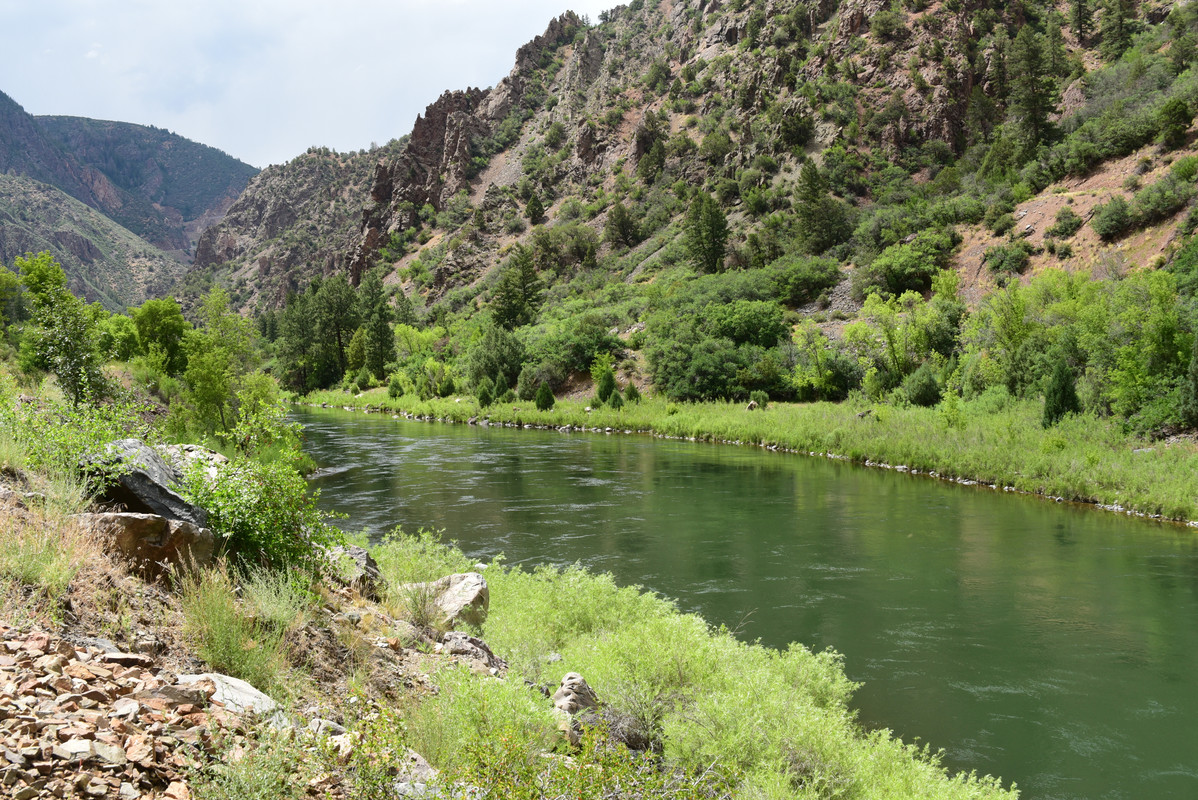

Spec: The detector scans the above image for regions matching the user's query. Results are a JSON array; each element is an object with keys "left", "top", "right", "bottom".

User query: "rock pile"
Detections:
[{"left": 0, "top": 625, "right": 260, "bottom": 800}]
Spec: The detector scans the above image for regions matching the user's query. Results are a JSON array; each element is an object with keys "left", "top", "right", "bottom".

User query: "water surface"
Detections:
[{"left": 297, "top": 406, "right": 1198, "bottom": 799}]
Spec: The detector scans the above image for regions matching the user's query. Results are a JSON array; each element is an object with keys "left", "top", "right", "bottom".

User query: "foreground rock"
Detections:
[
  {"left": 328, "top": 545, "right": 385, "bottom": 601},
  {"left": 88, "top": 440, "right": 207, "bottom": 528},
  {"left": 551, "top": 672, "right": 600, "bottom": 746},
  {"left": 0, "top": 624, "right": 273, "bottom": 799},
  {"left": 398, "top": 573, "right": 489, "bottom": 629},
  {"left": 76, "top": 513, "right": 215, "bottom": 576}
]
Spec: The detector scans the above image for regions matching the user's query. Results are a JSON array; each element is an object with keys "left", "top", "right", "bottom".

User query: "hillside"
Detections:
[
  {"left": 193, "top": 0, "right": 1198, "bottom": 439},
  {"left": 0, "top": 174, "right": 187, "bottom": 309},
  {"left": 188, "top": 141, "right": 406, "bottom": 309},
  {"left": 37, "top": 116, "right": 259, "bottom": 258}
]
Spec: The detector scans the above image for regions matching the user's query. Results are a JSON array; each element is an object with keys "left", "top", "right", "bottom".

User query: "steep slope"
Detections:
[
  {"left": 37, "top": 116, "right": 258, "bottom": 258},
  {"left": 0, "top": 174, "right": 186, "bottom": 309},
  {"left": 189, "top": 141, "right": 405, "bottom": 309}
]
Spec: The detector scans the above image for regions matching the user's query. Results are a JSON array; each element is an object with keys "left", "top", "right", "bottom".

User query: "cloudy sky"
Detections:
[{"left": 0, "top": 0, "right": 615, "bottom": 168}]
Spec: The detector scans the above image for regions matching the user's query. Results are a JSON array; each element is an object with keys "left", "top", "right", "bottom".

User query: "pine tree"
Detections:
[
  {"left": 526, "top": 194, "right": 545, "bottom": 223},
  {"left": 1158, "top": 98, "right": 1192, "bottom": 150},
  {"left": 604, "top": 202, "right": 641, "bottom": 248},
  {"left": 1042, "top": 357, "right": 1081, "bottom": 428},
  {"left": 535, "top": 381, "right": 555, "bottom": 411},
  {"left": 1071, "top": 0, "right": 1092, "bottom": 42},
  {"left": 476, "top": 376, "right": 494, "bottom": 408},
  {"left": 1009, "top": 27, "right": 1055, "bottom": 160},
  {"left": 685, "top": 192, "right": 729, "bottom": 273},
  {"left": 794, "top": 161, "right": 850, "bottom": 254},
  {"left": 491, "top": 245, "right": 544, "bottom": 330},
  {"left": 596, "top": 368, "right": 616, "bottom": 403},
  {"left": 1100, "top": 0, "right": 1132, "bottom": 62}
]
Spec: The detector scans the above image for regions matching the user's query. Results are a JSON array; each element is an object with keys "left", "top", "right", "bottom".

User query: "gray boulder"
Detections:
[
  {"left": 90, "top": 439, "right": 207, "bottom": 527},
  {"left": 177, "top": 672, "right": 279, "bottom": 716},
  {"left": 440, "top": 631, "right": 506, "bottom": 671},
  {"left": 78, "top": 512, "right": 215, "bottom": 575},
  {"left": 399, "top": 572, "right": 489, "bottom": 628},
  {"left": 157, "top": 444, "right": 229, "bottom": 483}
]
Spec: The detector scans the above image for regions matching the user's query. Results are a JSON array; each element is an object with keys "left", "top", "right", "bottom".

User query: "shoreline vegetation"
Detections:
[
  {"left": 0, "top": 378, "right": 1020, "bottom": 799},
  {"left": 297, "top": 387, "right": 1198, "bottom": 527}
]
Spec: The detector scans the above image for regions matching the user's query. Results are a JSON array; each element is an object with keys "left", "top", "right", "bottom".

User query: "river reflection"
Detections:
[{"left": 297, "top": 406, "right": 1198, "bottom": 800}]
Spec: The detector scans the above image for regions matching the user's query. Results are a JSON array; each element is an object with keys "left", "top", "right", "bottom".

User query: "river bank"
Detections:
[{"left": 298, "top": 387, "right": 1198, "bottom": 526}]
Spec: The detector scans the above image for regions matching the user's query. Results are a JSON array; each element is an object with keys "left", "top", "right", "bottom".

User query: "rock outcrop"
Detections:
[
  {"left": 328, "top": 545, "right": 385, "bottom": 601},
  {"left": 89, "top": 440, "right": 207, "bottom": 529},
  {"left": 76, "top": 513, "right": 215, "bottom": 577}
]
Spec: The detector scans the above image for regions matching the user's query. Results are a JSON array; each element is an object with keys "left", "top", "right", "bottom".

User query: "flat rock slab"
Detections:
[{"left": 176, "top": 673, "right": 278, "bottom": 716}]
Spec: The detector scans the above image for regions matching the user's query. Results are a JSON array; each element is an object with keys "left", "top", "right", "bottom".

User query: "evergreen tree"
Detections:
[
  {"left": 604, "top": 202, "right": 641, "bottom": 248},
  {"left": 794, "top": 161, "right": 850, "bottom": 254},
  {"left": 535, "top": 381, "right": 555, "bottom": 411},
  {"left": 685, "top": 191, "right": 729, "bottom": 273},
  {"left": 596, "top": 367, "right": 616, "bottom": 403},
  {"left": 1071, "top": 0, "right": 1092, "bottom": 42},
  {"left": 393, "top": 289, "right": 416, "bottom": 327},
  {"left": 608, "top": 389, "right": 624, "bottom": 410},
  {"left": 491, "top": 245, "right": 544, "bottom": 330},
  {"left": 637, "top": 139, "right": 666, "bottom": 183},
  {"left": 314, "top": 275, "right": 360, "bottom": 376},
  {"left": 1157, "top": 97, "right": 1191, "bottom": 150},
  {"left": 1170, "top": 10, "right": 1196, "bottom": 73},
  {"left": 1042, "top": 357, "right": 1081, "bottom": 427},
  {"left": 625, "top": 383, "right": 642, "bottom": 403},
  {"left": 1100, "top": 0, "right": 1132, "bottom": 62},
  {"left": 476, "top": 376, "right": 494, "bottom": 408},
  {"left": 526, "top": 194, "right": 545, "bottom": 224},
  {"left": 364, "top": 308, "right": 395, "bottom": 381},
  {"left": 1009, "top": 27, "right": 1056, "bottom": 160}
]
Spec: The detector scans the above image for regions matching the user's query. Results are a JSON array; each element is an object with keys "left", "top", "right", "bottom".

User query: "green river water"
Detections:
[{"left": 296, "top": 405, "right": 1198, "bottom": 799}]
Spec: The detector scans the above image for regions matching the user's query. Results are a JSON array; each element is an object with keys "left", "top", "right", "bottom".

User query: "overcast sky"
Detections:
[{"left": 0, "top": 0, "right": 615, "bottom": 168}]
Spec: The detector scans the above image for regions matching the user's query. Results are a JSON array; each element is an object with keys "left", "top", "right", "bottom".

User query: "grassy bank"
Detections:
[
  {"left": 301, "top": 387, "right": 1198, "bottom": 523},
  {"left": 357, "top": 530, "right": 1018, "bottom": 799}
]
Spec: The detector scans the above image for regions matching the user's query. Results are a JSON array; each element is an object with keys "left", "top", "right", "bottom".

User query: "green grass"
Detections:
[
  {"left": 366, "top": 532, "right": 1017, "bottom": 799},
  {"left": 302, "top": 387, "right": 1198, "bottom": 523}
]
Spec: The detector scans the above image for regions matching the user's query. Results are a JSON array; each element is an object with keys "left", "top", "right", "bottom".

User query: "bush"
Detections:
[
  {"left": 625, "top": 383, "right": 642, "bottom": 403},
  {"left": 1131, "top": 175, "right": 1194, "bottom": 225},
  {"left": 609, "top": 390, "right": 625, "bottom": 410},
  {"left": 1042, "top": 358, "right": 1081, "bottom": 427},
  {"left": 535, "top": 382, "right": 555, "bottom": 411},
  {"left": 984, "top": 240, "right": 1035, "bottom": 275},
  {"left": 771, "top": 255, "right": 840, "bottom": 306},
  {"left": 1091, "top": 196, "right": 1133, "bottom": 240},
  {"left": 476, "top": 376, "right": 494, "bottom": 408},
  {"left": 596, "top": 368, "right": 617, "bottom": 403},
  {"left": 749, "top": 389, "right": 769, "bottom": 408},
  {"left": 1045, "top": 206, "right": 1084, "bottom": 238},
  {"left": 388, "top": 374, "right": 405, "bottom": 399},
  {"left": 903, "top": 362, "right": 942, "bottom": 407},
  {"left": 180, "top": 457, "right": 341, "bottom": 571}
]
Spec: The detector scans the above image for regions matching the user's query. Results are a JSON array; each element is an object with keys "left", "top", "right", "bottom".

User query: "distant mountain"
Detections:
[
  {"left": 37, "top": 115, "right": 258, "bottom": 257},
  {"left": 0, "top": 174, "right": 186, "bottom": 309},
  {"left": 0, "top": 89, "right": 258, "bottom": 309}
]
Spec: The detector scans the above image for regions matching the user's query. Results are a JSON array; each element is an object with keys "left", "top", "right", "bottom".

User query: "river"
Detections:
[{"left": 296, "top": 405, "right": 1198, "bottom": 799}]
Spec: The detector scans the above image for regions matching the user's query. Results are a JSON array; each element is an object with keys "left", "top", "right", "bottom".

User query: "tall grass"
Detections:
[
  {"left": 368, "top": 532, "right": 1017, "bottom": 799},
  {"left": 303, "top": 387, "right": 1198, "bottom": 522}
]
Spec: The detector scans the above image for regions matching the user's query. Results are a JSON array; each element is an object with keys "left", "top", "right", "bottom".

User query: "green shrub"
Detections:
[
  {"left": 749, "top": 389, "right": 769, "bottom": 408},
  {"left": 180, "top": 457, "right": 341, "bottom": 571},
  {"left": 903, "top": 362, "right": 942, "bottom": 407},
  {"left": 1045, "top": 206, "right": 1084, "bottom": 238},
  {"left": 535, "top": 382, "right": 555, "bottom": 411},
  {"left": 476, "top": 376, "right": 494, "bottom": 408},
  {"left": 1131, "top": 174, "right": 1194, "bottom": 225},
  {"left": 388, "top": 374, "right": 404, "bottom": 399},
  {"left": 596, "top": 368, "right": 617, "bottom": 403},
  {"left": 1091, "top": 196, "right": 1133, "bottom": 240},
  {"left": 771, "top": 255, "right": 840, "bottom": 306},
  {"left": 608, "top": 389, "right": 625, "bottom": 410},
  {"left": 984, "top": 240, "right": 1035, "bottom": 274},
  {"left": 625, "top": 383, "right": 642, "bottom": 403},
  {"left": 1042, "top": 357, "right": 1081, "bottom": 428}
]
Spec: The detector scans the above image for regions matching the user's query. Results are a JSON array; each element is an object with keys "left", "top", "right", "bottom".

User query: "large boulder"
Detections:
[
  {"left": 176, "top": 672, "right": 278, "bottom": 716},
  {"left": 156, "top": 444, "right": 229, "bottom": 483},
  {"left": 78, "top": 512, "right": 215, "bottom": 575},
  {"left": 89, "top": 439, "right": 207, "bottom": 527},
  {"left": 399, "top": 572, "right": 489, "bottom": 628},
  {"left": 551, "top": 672, "right": 601, "bottom": 746},
  {"left": 439, "top": 631, "right": 506, "bottom": 672}
]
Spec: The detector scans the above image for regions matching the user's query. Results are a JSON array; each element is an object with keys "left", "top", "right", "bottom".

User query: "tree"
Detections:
[
  {"left": 1008, "top": 27, "right": 1055, "bottom": 160},
  {"left": 1071, "top": 0, "right": 1092, "bottom": 42},
  {"left": 491, "top": 245, "right": 544, "bottom": 329},
  {"left": 0, "top": 264, "right": 24, "bottom": 332},
  {"left": 596, "top": 366, "right": 617, "bottom": 403},
  {"left": 526, "top": 194, "right": 545, "bottom": 224},
  {"left": 794, "top": 161, "right": 851, "bottom": 254},
  {"left": 34, "top": 289, "right": 104, "bottom": 406},
  {"left": 1182, "top": 336, "right": 1198, "bottom": 427},
  {"left": 685, "top": 191, "right": 729, "bottom": 273},
  {"left": 1045, "top": 13, "right": 1068, "bottom": 77},
  {"left": 1100, "top": 0, "right": 1132, "bottom": 62},
  {"left": 476, "top": 376, "right": 494, "bottom": 408},
  {"left": 465, "top": 321, "right": 525, "bottom": 388},
  {"left": 314, "top": 275, "right": 360, "bottom": 376},
  {"left": 1043, "top": 356, "right": 1081, "bottom": 427},
  {"left": 604, "top": 202, "right": 641, "bottom": 248},
  {"left": 1157, "top": 98, "right": 1191, "bottom": 151},
  {"left": 535, "top": 381, "right": 555, "bottom": 411},
  {"left": 133, "top": 298, "right": 189, "bottom": 375},
  {"left": 637, "top": 139, "right": 665, "bottom": 183}
]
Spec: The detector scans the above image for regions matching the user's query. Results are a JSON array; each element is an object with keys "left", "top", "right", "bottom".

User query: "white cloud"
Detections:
[{"left": 0, "top": 0, "right": 616, "bottom": 167}]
